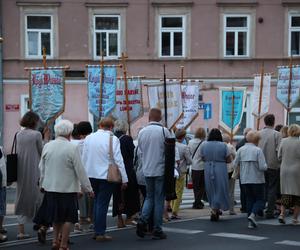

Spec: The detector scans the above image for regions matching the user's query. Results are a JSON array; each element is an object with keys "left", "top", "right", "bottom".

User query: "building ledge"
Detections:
[
  {"left": 216, "top": 0, "right": 258, "bottom": 7},
  {"left": 282, "top": 0, "right": 300, "bottom": 6},
  {"left": 85, "top": 2, "right": 129, "bottom": 8},
  {"left": 16, "top": 1, "right": 61, "bottom": 7},
  {"left": 151, "top": 1, "right": 194, "bottom": 7}
]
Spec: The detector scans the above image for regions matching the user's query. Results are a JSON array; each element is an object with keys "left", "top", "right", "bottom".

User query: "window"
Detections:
[
  {"left": 159, "top": 16, "right": 185, "bottom": 57},
  {"left": 25, "top": 15, "right": 53, "bottom": 58},
  {"left": 94, "top": 15, "right": 120, "bottom": 58},
  {"left": 289, "top": 15, "right": 300, "bottom": 56},
  {"left": 224, "top": 15, "right": 250, "bottom": 57}
]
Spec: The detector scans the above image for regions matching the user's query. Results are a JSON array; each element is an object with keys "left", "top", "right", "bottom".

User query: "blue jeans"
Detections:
[
  {"left": 141, "top": 176, "right": 165, "bottom": 232},
  {"left": 243, "top": 184, "right": 265, "bottom": 216},
  {"left": 90, "top": 178, "right": 115, "bottom": 235}
]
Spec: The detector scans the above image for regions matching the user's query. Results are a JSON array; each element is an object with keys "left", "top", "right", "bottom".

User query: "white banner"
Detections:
[
  {"left": 252, "top": 75, "right": 271, "bottom": 117},
  {"left": 148, "top": 83, "right": 183, "bottom": 128},
  {"left": 177, "top": 84, "right": 199, "bottom": 129}
]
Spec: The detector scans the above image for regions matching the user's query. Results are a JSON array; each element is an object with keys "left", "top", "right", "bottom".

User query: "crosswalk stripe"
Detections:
[
  {"left": 275, "top": 240, "right": 300, "bottom": 247},
  {"left": 162, "top": 227, "right": 203, "bottom": 234},
  {"left": 210, "top": 233, "right": 268, "bottom": 241}
]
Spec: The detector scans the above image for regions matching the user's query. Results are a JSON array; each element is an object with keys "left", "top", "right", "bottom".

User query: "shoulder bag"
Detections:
[
  {"left": 107, "top": 134, "right": 122, "bottom": 183},
  {"left": 6, "top": 132, "right": 18, "bottom": 183}
]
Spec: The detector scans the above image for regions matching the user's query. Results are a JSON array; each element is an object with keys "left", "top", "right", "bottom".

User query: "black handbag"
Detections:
[{"left": 6, "top": 133, "right": 18, "bottom": 183}]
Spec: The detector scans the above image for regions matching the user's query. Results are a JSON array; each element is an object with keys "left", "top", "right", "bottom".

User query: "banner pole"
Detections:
[
  {"left": 230, "top": 86, "right": 235, "bottom": 143},
  {"left": 286, "top": 56, "right": 293, "bottom": 126},
  {"left": 180, "top": 66, "right": 184, "bottom": 84},
  {"left": 99, "top": 52, "right": 104, "bottom": 120},
  {"left": 256, "top": 62, "right": 265, "bottom": 130},
  {"left": 42, "top": 47, "right": 47, "bottom": 69},
  {"left": 163, "top": 64, "right": 168, "bottom": 128}
]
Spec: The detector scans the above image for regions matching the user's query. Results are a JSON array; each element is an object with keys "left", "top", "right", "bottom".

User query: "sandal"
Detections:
[{"left": 37, "top": 227, "right": 47, "bottom": 244}]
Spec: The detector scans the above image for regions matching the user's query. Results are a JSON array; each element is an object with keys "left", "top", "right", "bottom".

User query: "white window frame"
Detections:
[
  {"left": 159, "top": 15, "right": 186, "bottom": 58},
  {"left": 93, "top": 15, "right": 121, "bottom": 59},
  {"left": 223, "top": 14, "right": 250, "bottom": 58},
  {"left": 25, "top": 14, "right": 53, "bottom": 59},
  {"left": 288, "top": 13, "right": 300, "bottom": 56}
]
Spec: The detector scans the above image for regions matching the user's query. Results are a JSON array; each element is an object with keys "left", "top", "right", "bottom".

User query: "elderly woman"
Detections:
[
  {"left": 278, "top": 124, "right": 300, "bottom": 225},
  {"left": 112, "top": 119, "right": 140, "bottom": 228},
  {"left": 37, "top": 120, "right": 94, "bottom": 250},
  {"left": 15, "top": 111, "right": 43, "bottom": 239},
  {"left": 200, "top": 128, "right": 231, "bottom": 221},
  {"left": 233, "top": 131, "right": 267, "bottom": 229}
]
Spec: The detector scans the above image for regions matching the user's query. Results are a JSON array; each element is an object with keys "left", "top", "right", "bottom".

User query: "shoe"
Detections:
[
  {"left": 292, "top": 219, "right": 299, "bottom": 225},
  {"left": 210, "top": 212, "right": 218, "bottom": 222},
  {"left": 95, "top": 235, "right": 113, "bottom": 242},
  {"left": 216, "top": 210, "right": 223, "bottom": 216},
  {"left": 248, "top": 214, "right": 257, "bottom": 228},
  {"left": 136, "top": 221, "right": 147, "bottom": 238},
  {"left": 248, "top": 222, "right": 254, "bottom": 229},
  {"left": 37, "top": 228, "right": 47, "bottom": 244},
  {"left": 171, "top": 215, "right": 181, "bottom": 220},
  {"left": 0, "top": 228, "right": 7, "bottom": 234},
  {"left": 0, "top": 234, "right": 7, "bottom": 243},
  {"left": 152, "top": 231, "right": 167, "bottom": 240},
  {"left": 278, "top": 214, "right": 286, "bottom": 224},
  {"left": 17, "top": 233, "right": 31, "bottom": 240}
]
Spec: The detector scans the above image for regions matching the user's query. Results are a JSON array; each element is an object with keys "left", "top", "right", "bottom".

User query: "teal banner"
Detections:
[{"left": 30, "top": 69, "right": 65, "bottom": 123}]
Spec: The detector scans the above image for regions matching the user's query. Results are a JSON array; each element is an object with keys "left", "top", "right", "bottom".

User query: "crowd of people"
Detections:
[{"left": 0, "top": 109, "right": 299, "bottom": 247}]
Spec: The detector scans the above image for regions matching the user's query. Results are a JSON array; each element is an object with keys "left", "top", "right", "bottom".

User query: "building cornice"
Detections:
[
  {"left": 151, "top": 1, "right": 194, "bottom": 7},
  {"left": 85, "top": 2, "right": 129, "bottom": 8},
  {"left": 16, "top": 1, "right": 61, "bottom": 7},
  {"left": 282, "top": 0, "right": 300, "bottom": 7},
  {"left": 216, "top": 0, "right": 258, "bottom": 7}
]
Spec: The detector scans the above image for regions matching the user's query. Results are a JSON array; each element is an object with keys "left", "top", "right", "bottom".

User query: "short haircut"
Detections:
[
  {"left": 207, "top": 128, "right": 223, "bottom": 142},
  {"left": 149, "top": 108, "right": 162, "bottom": 122},
  {"left": 264, "top": 114, "right": 275, "bottom": 127},
  {"left": 114, "top": 119, "right": 129, "bottom": 134},
  {"left": 20, "top": 111, "right": 40, "bottom": 129},
  {"left": 246, "top": 130, "right": 261, "bottom": 144},
  {"left": 194, "top": 127, "right": 206, "bottom": 140},
  {"left": 72, "top": 124, "right": 81, "bottom": 139},
  {"left": 99, "top": 117, "right": 114, "bottom": 129},
  {"left": 280, "top": 126, "right": 288, "bottom": 138},
  {"left": 275, "top": 124, "right": 283, "bottom": 132},
  {"left": 77, "top": 121, "right": 93, "bottom": 136},
  {"left": 243, "top": 128, "right": 252, "bottom": 136},
  {"left": 288, "top": 124, "right": 300, "bottom": 137},
  {"left": 175, "top": 129, "right": 186, "bottom": 140},
  {"left": 222, "top": 133, "right": 230, "bottom": 143},
  {"left": 54, "top": 120, "right": 74, "bottom": 137}
]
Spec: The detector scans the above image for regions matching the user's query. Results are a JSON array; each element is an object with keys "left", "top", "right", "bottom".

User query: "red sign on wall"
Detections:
[{"left": 5, "top": 104, "right": 20, "bottom": 111}]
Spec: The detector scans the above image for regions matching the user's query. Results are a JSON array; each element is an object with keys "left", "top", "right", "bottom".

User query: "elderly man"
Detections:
[{"left": 136, "top": 108, "right": 171, "bottom": 240}]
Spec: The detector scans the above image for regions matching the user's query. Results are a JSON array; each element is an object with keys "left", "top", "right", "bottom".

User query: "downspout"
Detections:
[{"left": 0, "top": 0, "right": 3, "bottom": 145}]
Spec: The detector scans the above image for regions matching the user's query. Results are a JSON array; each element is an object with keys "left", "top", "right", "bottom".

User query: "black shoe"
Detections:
[
  {"left": 152, "top": 231, "right": 167, "bottom": 240},
  {"left": 136, "top": 222, "right": 146, "bottom": 238},
  {"left": 37, "top": 228, "right": 46, "bottom": 244}
]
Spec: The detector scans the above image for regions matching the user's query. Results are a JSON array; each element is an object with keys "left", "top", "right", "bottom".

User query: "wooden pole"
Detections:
[
  {"left": 256, "top": 62, "right": 265, "bottom": 130},
  {"left": 99, "top": 52, "right": 104, "bottom": 120},
  {"left": 230, "top": 86, "right": 235, "bottom": 143},
  {"left": 286, "top": 56, "right": 293, "bottom": 126},
  {"left": 163, "top": 64, "right": 168, "bottom": 127},
  {"left": 120, "top": 52, "right": 131, "bottom": 136},
  {"left": 180, "top": 66, "right": 184, "bottom": 84},
  {"left": 42, "top": 47, "right": 47, "bottom": 69}
]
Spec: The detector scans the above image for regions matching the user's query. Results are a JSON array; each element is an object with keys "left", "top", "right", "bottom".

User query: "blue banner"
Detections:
[
  {"left": 87, "top": 66, "right": 117, "bottom": 118},
  {"left": 30, "top": 69, "right": 65, "bottom": 123},
  {"left": 219, "top": 88, "right": 246, "bottom": 134}
]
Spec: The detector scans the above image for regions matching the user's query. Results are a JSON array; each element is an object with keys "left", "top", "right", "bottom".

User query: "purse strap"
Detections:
[
  {"left": 192, "top": 140, "right": 204, "bottom": 159},
  {"left": 11, "top": 132, "right": 18, "bottom": 154},
  {"left": 109, "top": 134, "right": 114, "bottom": 162}
]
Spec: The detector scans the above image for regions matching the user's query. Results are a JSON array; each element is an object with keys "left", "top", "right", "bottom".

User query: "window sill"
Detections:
[{"left": 223, "top": 56, "right": 251, "bottom": 60}]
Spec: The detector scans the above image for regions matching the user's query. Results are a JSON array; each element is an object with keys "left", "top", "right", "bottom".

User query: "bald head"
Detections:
[{"left": 149, "top": 108, "right": 162, "bottom": 122}]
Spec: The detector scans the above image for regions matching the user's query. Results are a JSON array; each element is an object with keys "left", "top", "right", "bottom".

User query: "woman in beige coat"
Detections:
[{"left": 278, "top": 124, "right": 300, "bottom": 225}]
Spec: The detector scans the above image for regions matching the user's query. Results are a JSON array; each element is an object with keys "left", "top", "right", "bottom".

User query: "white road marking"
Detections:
[
  {"left": 162, "top": 227, "right": 204, "bottom": 234},
  {"left": 275, "top": 240, "right": 300, "bottom": 247},
  {"left": 210, "top": 232, "right": 268, "bottom": 241}
]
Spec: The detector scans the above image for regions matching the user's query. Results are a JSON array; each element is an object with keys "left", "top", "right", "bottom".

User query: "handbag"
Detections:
[
  {"left": 6, "top": 132, "right": 18, "bottom": 183},
  {"left": 107, "top": 134, "right": 122, "bottom": 183}
]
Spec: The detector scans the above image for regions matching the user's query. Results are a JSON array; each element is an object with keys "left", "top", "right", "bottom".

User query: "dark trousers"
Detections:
[
  {"left": 244, "top": 183, "right": 265, "bottom": 216},
  {"left": 90, "top": 178, "right": 115, "bottom": 235},
  {"left": 239, "top": 179, "right": 247, "bottom": 211},
  {"left": 192, "top": 170, "right": 205, "bottom": 208},
  {"left": 265, "top": 169, "right": 280, "bottom": 216}
]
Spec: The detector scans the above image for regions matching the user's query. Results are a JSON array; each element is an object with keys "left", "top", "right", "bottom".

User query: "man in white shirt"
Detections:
[
  {"left": 136, "top": 108, "right": 170, "bottom": 240},
  {"left": 82, "top": 117, "right": 128, "bottom": 241}
]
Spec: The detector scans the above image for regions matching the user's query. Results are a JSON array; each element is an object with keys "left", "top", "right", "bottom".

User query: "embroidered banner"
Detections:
[
  {"left": 112, "top": 78, "right": 143, "bottom": 122},
  {"left": 30, "top": 69, "right": 65, "bottom": 123},
  {"left": 219, "top": 87, "right": 247, "bottom": 134},
  {"left": 277, "top": 66, "right": 300, "bottom": 109},
  {"left": 147, "top": 83, "right": 183, "bottom": 128},
  {"left": 252, "top": 75, "right": 271, "bottom": 117},
  {"left": 87, "top": 66, "right": 117, "bottom": 118}
]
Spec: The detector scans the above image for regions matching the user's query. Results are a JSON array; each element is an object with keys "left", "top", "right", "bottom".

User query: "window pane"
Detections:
[
  {"left": 109, "top": 33, "right": 118, "bottom": 56},
  {"left": 162, "top": 17, "right": 182, "bottom": 28},
  {"left": 27, "top": 16, "right": 51, "bottom": 29},
  {"left": 96, "top": 32, "right": 107, "bottom": 56},
  {"left": 174, "top": 32, "right": 182, "bottom": 56},
  {"left": 161, "top": 32, "right": 170, "bottom": 56},
  {"left": 238, "top": 32, "right": 247, "bottom": 55},
  {"left": 291, "top": 31, "right": 300, "bottom": 55},
  {"left": 292, "top": 16, "right": 300, "bottom": 27},
  {"left": 41, "top": 33, "right": 51, "bottom": 55},
  {"left": 28, "top": 31, "right": 38, "bottom": 55},
  {"left": 226, "top": 17, "right": 247, "bottom": 27},
  {"left": 95, "top": 17, "right": 119, "bottom": 30},
  {"left": 226, "top": 32, "right": 235, "bottom": 56}
]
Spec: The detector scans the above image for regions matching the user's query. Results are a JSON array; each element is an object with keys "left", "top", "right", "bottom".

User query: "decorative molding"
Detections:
[
  {"left": 151, "top": 1, "right": 194, "bottom": 7},
  {"left": 85, "top": 2, "right": 129, "bottom": 8},
  {"left": 282, "top": 0, "right": 300, "bottom": 7},
  {"left": 216, "top": 0, "right": 258, "bottom": 7},
  {"left": 16, "top": 1, "right": 61, "bottom": 7}
]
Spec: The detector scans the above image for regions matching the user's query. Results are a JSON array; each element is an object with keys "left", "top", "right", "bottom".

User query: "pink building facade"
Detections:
[{"left": 1, "top": 0, "right": 300, "bottom": 151}]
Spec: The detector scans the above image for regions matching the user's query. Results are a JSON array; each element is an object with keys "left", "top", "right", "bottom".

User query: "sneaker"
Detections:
[
  {"left": 136, "top": 221, "right": 147, "bottom": 238},
  {"left": 152, "top": 231, "right": 167, "bottom": 240},
  {"left": 248, "top": 222, "right": 254, "bottom": 229},
  {"left": 278, "top": 215, "right": 286, "bottom": 224},
  {"left": 95, "top": 235, "right": 112, "bottom": 242},
  {"left": 248, "top": 214, "right": 257, "bottom": 228}
]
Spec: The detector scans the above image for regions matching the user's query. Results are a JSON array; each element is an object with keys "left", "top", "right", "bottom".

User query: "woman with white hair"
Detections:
[{"left": 36, "top": 120, "right": 94, "bottom": 250}]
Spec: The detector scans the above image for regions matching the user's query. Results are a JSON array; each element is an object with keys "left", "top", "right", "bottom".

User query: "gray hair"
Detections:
[
  {"left": 54, "top": 119, "right": 74, "bottom": 137},
  {"left": 114, "top": 119, "right": 129, "bottom": 133},
  {"left": 222, "top": 133, "right": 230, "bottom": 143},
  {"left": 243, "top": 128, "right": 252, "bottom": 136}
]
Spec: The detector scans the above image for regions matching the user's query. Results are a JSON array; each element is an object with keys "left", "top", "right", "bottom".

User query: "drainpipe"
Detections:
[{"left": 0, "top": 0, "right": 3, "bottom": 145}]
